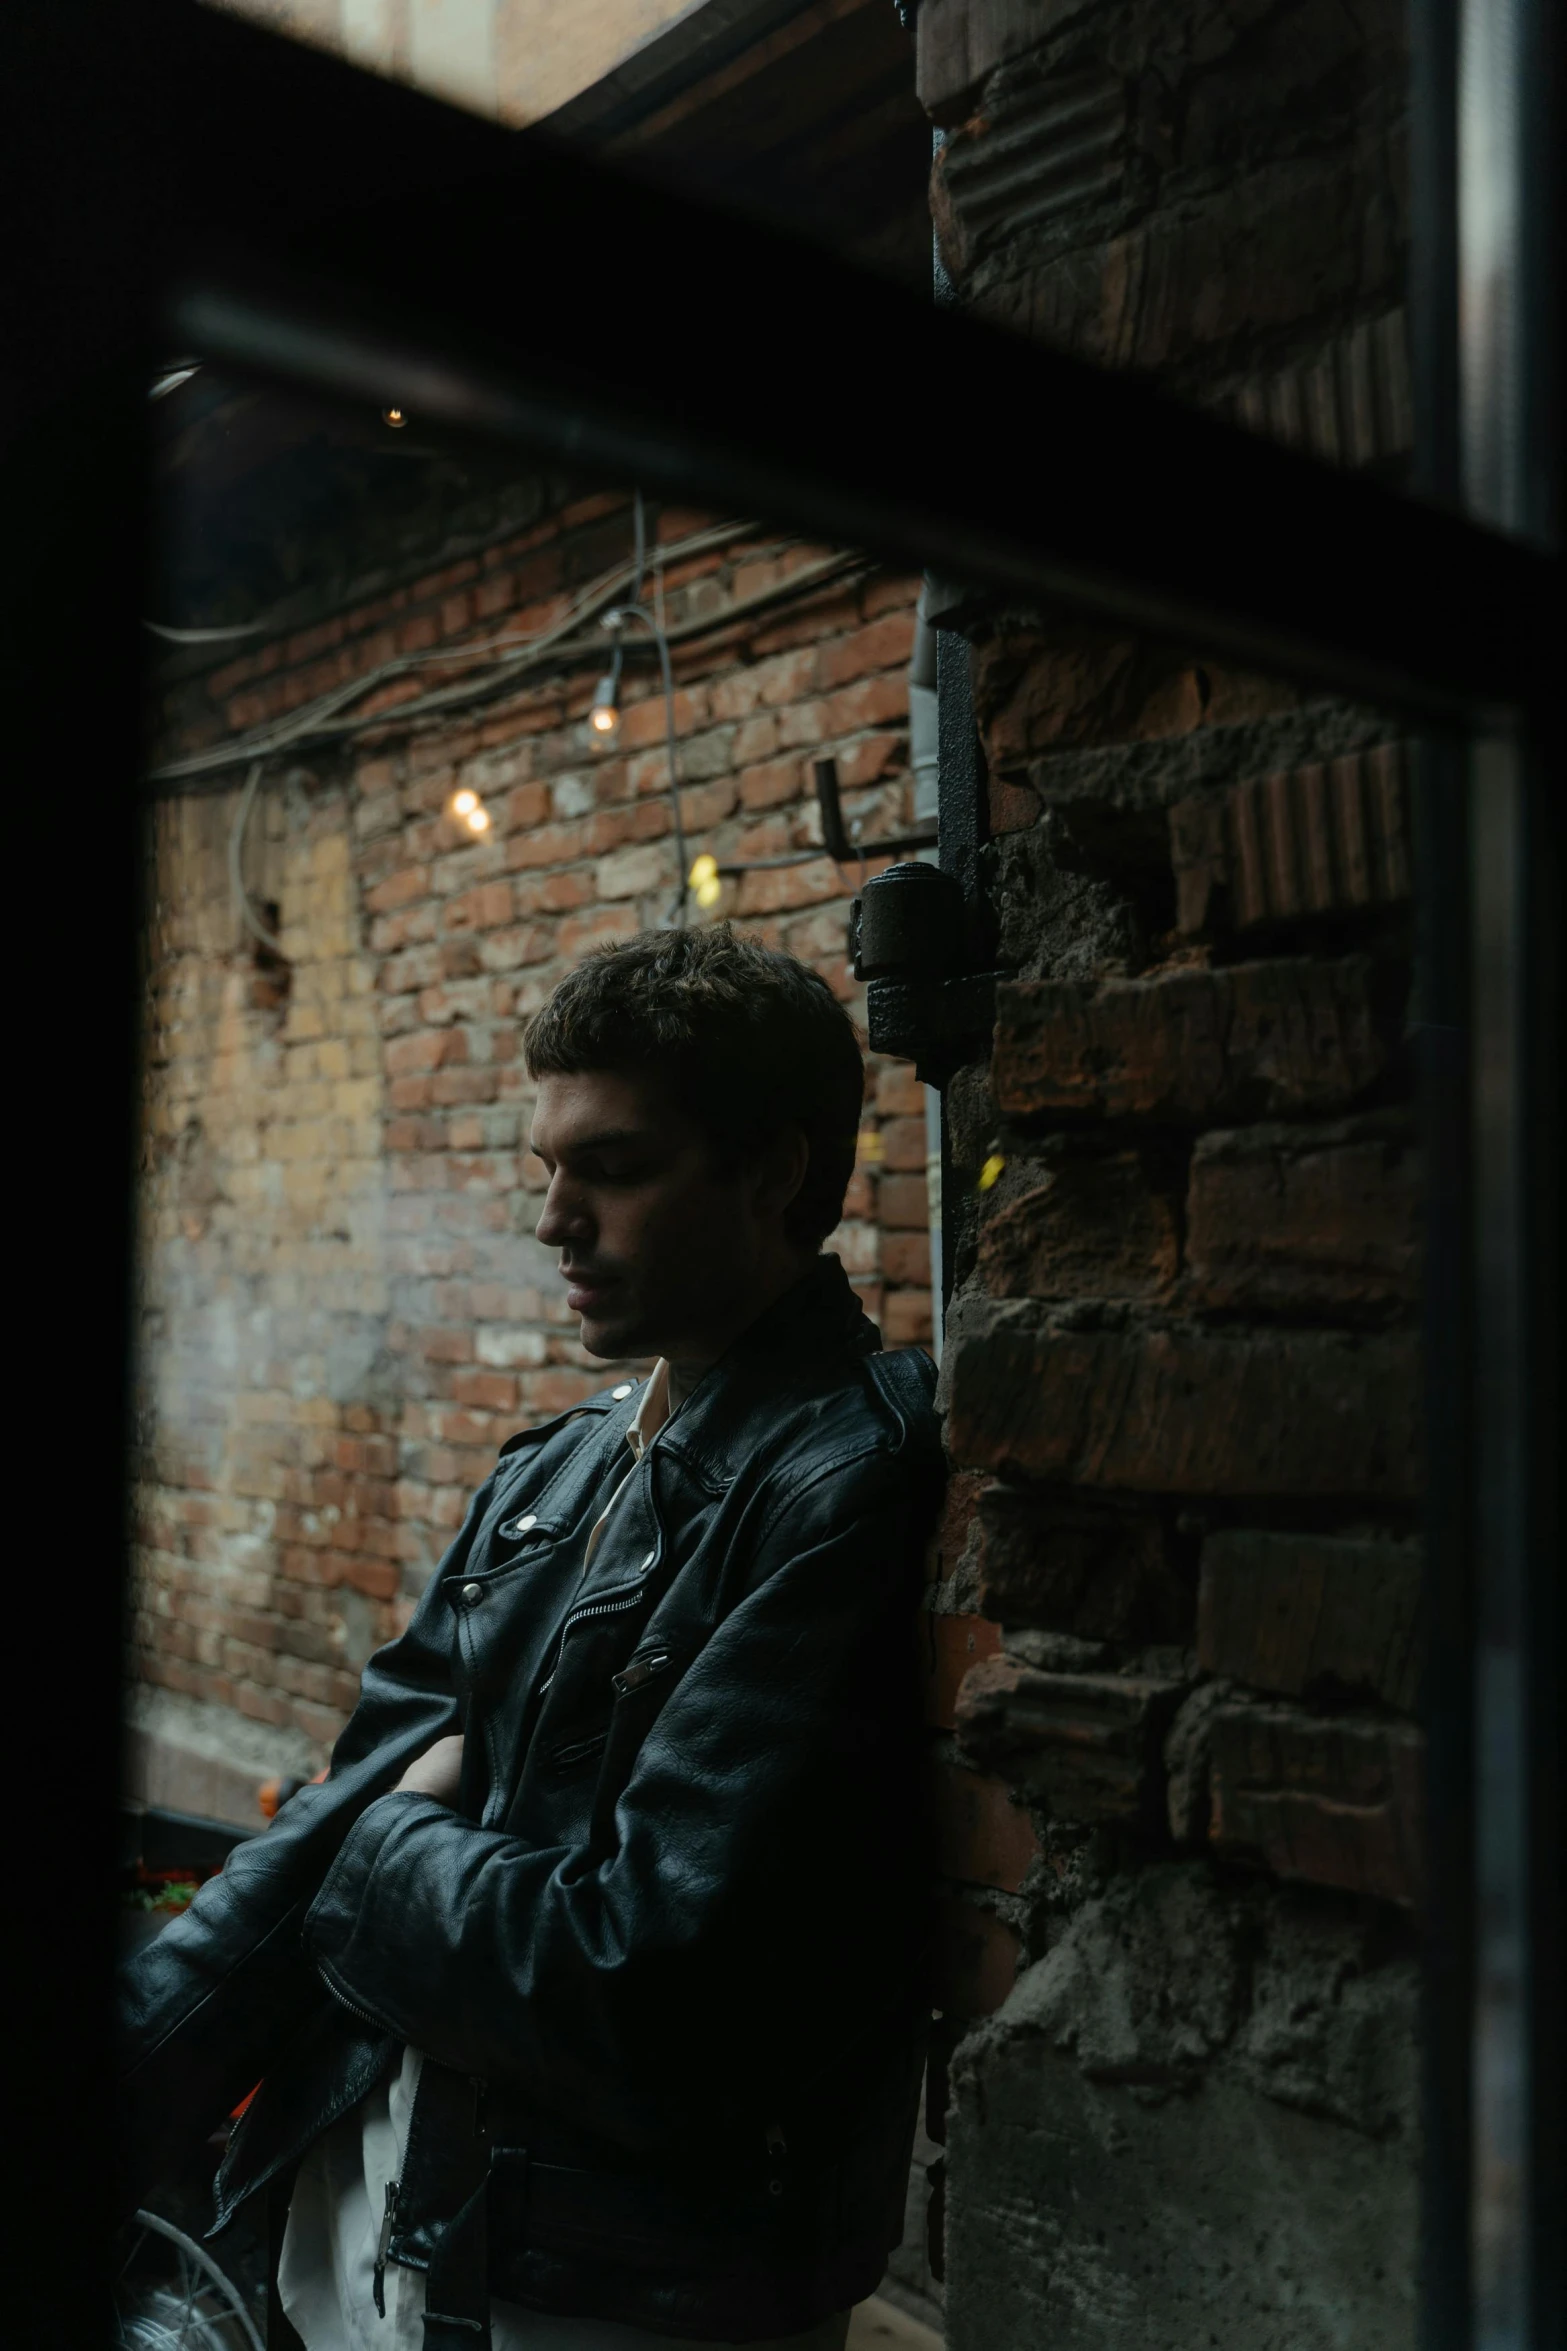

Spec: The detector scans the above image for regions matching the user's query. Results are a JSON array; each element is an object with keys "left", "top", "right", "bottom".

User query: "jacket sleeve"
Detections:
[
  {"left": 300, "top": 1447, "right": 938, "bottom": 2155},
  {"left": 117, "top": 1466, "right": 502, "bottom": 2198}
]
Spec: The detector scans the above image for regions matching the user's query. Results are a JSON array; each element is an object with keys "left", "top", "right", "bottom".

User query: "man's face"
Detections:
[{"left": 530, "top": 1067, "right": 803, "bottom": 1366}]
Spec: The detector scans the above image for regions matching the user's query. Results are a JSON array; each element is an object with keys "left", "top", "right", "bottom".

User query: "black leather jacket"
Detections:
[{"left": 120, "top": 1260, "right": 944, "bottom": 2344}]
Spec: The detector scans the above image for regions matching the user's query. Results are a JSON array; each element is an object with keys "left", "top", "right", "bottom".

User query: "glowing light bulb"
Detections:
[
  {"left": 383, "top": 406, "right": 407, "bottom": 428},
  {"left": 450, "top": 788, "right": 479, "bottom": 818},
  {"left": 695, "top": 875, "right": 723, "bottom": 910},
  {"left": 689, "top": 854, "right": 718, "bottom": 889},
  {"left": 465, "top": 806, "right": 491, "bottom": 834},
  {"left": 589, "top": 673, "right": 620, "bottom": 743},
  {"left": 977, "top": 1153, "right": 1007, "bottom": 1193}
]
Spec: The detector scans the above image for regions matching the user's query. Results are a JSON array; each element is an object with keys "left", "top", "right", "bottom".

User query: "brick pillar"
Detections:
[{"left": 916, "top": 4, "right": 1424, "bottom": 2342}]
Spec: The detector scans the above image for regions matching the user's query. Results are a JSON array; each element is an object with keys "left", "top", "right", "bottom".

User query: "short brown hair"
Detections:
[{"left": 522, "top": 926, "right": 865, "bottom": 1247}]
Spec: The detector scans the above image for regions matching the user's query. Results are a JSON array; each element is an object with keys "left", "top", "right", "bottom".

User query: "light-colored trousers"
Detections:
[{"left": 279, "top": 2048, "right": 849, "bottom": 2351}]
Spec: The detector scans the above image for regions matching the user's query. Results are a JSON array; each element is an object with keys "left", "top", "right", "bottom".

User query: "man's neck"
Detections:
[{"left": 663, "top": 1252, "right": 819, "bottom": 1410}]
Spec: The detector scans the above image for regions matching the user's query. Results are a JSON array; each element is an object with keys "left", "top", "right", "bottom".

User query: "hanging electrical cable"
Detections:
[
  {"left": 144, "top": 618, "right": 268, "bottom": 644},
  {"left": 148, "top": 517, "right": 853, "bottom": 788},
  {"left": 227, "top": 759, "right": 283, "bottom": 955},
  {"left": 588, "top": 491, "right": 648, "bottom": 745},
  {"left": 597, "top": 595, "right": 690, "bottom": 928}
]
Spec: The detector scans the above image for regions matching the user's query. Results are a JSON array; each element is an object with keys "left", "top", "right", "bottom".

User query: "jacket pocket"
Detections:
[{"left": 546, "top": 1727, "right": 610, "bottom": 1775}]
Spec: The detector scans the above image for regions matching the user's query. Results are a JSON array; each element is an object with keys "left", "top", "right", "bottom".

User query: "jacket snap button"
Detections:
[
  {"left": 516, "top": 1513, "right": 536, "bottom": 1533},
  {"left": 639, "top": 1549, "right": 656, "bottom": 1574},
  {"left": 461, "top": 1582, "right": 483, "bottom": 1604},
  {"left": 612, "top": 1383, "right": 634, "bottom": 1400}
]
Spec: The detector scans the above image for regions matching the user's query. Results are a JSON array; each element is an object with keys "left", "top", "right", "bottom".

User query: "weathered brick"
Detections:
[
  {"left": 975, "top": 1486, "right": 1190, "bottom": 1640},
  {"left": 1198, "top": 1529, "right": 1421, "bottom": 1710},
  {"left": 994, "top": 958, "right": 1388, "bottom": 1126},
  {"left": 1185, "top": 1121, "right": 1420, "bottom": 1311},
  {"left": 830, "top": 1220, "right": 879, "bottom": 1276},
  {"left": 879, "top": 1173, "right": 930, "bottom": 1229},
  {"left": 444, "top": 879, "right": 514, "bottom": 933},
  {"left": 737, "top": 757, "right": 804, "bottom": 813},
  {"left": 1171, "top": 743, "right": 1411, "bottom": 936},
  {"left": 879, "top": 1114, "right": 928, "bottom": 1172},
  {"left": 733, "top": 857, "right": 842, "bottom": 917},
  {"left": 947, "top": 1303, "right": 1421, "bottom": 1497},
  {"left": 933, "top": 1896, "right": 1020, "bottom": 2019},
  {"left": 882, "top": 1288, "right": 933, "bottom": 1346},
  {"left": 822, "top": 673, "right": 907, "bottom": 734},
  {"left": 926, "top": 1469, "right": 986, "bottom": 1593},
  {"left": 503, "top": 818, "right": 588, "bottom": 871},
  {"left": 955, "top": 1660, "right": 1184, "bottom": 1823},
  {"left": 988, "top": 771, "right": 1040, "bottom": 834},
  {"left": 931, "top": 1754, "right": 1040, "bottom": 1891},
  {"left": 882, "top": 1230, "right": 935, "bottom": 1285},
  {"left": 1208, "top": 1701, "right": 1422, "bottom": 1906},
  {"left": 972, "top": 629, "right": 1219, "bottom": 765},
  {"left": 594, "top": 842, "right": 670, "bottom": 901},
  {"left": 926, "top": 1613, "right": 1004, "bottom": 1729},
  {"left": 813, "top": 611, "right": 916, "bottom": 689},
  {"left": 980, "top": 1149, "right": 1179, "bottom": 1300},
  {"left": 365, "top": 864, "right": 430, "bottom": 914},
  {"left": 874, "top": 1064, "right": 925, "bottom": 1117}
]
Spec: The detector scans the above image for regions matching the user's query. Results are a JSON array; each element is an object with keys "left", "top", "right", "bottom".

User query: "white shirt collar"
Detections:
[{"left": 625, "top": 1360, "right": 672, "bottom": 1461}]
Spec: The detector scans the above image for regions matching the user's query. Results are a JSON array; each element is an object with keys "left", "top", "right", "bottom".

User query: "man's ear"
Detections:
[{"left": 751, "top": 1123, "right": 810, "bottom": 1222}]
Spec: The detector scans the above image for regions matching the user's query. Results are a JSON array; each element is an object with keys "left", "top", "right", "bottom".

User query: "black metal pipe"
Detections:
[
  {"left": 1408, "top": 2, "right": 1473, "bottom": 2340},
  {"left": 1412, "top": 732, "right": 1474, "bottom": 2351}
]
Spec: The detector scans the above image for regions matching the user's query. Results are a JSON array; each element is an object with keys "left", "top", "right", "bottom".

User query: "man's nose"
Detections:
[{"left": 534, "top": 1171, "right": 592, "bottom": 1249}]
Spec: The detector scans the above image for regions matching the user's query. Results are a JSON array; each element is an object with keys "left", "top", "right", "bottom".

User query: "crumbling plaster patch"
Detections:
[{"left": 946, "top": 1863, "right": 1418, "bottom": 2348}]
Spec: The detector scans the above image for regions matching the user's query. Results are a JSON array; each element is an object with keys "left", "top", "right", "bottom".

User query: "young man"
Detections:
[{"left": 120, "top": 927, "right": 945, "bottom": 2351}]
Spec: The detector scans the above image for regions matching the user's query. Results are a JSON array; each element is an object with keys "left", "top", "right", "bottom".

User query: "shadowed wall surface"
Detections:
[{"left": 131, "top": 489, "right": 936, "bottom": 1821}]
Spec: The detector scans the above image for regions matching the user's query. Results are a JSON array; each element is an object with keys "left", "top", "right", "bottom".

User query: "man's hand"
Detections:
[{"left": 393, "top": 1734, "right": 464, "bottom": 1805}]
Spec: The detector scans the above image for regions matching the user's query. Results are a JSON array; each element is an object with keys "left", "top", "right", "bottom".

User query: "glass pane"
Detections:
[
  {"left": 118, "top": 0, "right": 1550, "bottom": 2338},
  {"left": 129, "top": 349, "right": 1443, "bottom": 2351}
]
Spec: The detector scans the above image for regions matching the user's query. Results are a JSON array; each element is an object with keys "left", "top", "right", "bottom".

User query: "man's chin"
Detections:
[{"left": 577, "top": 1308, "right": 649, "bottom": 1361}]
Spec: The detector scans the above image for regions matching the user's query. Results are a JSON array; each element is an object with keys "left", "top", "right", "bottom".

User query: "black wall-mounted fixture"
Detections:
[
  {"left": 850, "top": 860, "right": 995, "bottom": 1085},
  {"left": 813, "top": 755, "right": 937, "bottom": 863}
]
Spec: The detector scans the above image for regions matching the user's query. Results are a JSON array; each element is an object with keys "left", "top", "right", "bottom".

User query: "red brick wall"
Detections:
[
  {"left": 909, "top": 2, "right": 1424, "bottom": 2341},
  {"left": 131, "top": 493, "right": 934, "bottom": 1816}
]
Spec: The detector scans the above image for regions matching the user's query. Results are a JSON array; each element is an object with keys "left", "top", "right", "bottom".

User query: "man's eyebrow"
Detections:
[{"left": 530, "top": 1126, "right": 652, "bottom": 1156}]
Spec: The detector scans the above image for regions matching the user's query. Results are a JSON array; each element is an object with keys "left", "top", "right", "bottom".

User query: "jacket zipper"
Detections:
[
  {"left": 611, "top": 1649, "right": 671, "bottom": 1697},
  {"left": 566, "top": 1584, "right": 649, "bottom": 1636},
  {"left": 537, "top": 1577, "right": 653, "bottom": 1698},
  {"left": 373, "top": 2179, "right": 400, "bottom": 2316},
  {"left": 320, "top": 1969, "right": 399, "bottom": 2041}
]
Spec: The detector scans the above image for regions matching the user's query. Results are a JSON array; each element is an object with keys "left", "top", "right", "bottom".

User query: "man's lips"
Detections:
[{"left": 562, "top": 1266, "right": 620, "bottom": 1313}]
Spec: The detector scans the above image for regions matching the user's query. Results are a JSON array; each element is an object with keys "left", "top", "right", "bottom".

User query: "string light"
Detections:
[
  {"left": 383, "top": 406, "right": 407, "bottom": 429},
  {"left": 688, "top": 852, "right": 722, "bottom": 910},
  {"left": 977, "top": 1153, "right": 1006, "bottom": 1192},
  {"left": 448, "top": 787, "right": 491, "bottom": 835},
  {"left": 589, "top": 672, "right": 620, "bottom": 742}
]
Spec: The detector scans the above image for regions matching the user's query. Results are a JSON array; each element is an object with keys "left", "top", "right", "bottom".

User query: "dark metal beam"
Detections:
[{"left": 6, "top": 0, "right": 1560, "bottom": 736}]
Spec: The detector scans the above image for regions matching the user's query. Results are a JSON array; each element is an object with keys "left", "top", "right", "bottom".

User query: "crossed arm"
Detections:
[
  {"left": 122, "top": 1451, "right": 932, "bottom": 2188},
  {"left": 394, "top": 1730, "right": 465, "bottom": 1805}
]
